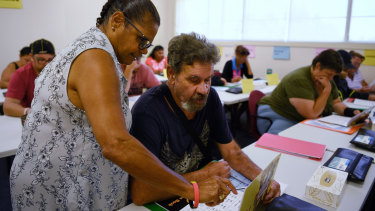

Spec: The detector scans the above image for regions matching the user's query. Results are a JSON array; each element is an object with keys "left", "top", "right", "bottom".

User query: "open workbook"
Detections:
[
  {"left": 151, "top": 154, "right": 283, "bottom": 211},
  {"left": 317, "top": 106, "right": 373, "bottom": 127}
]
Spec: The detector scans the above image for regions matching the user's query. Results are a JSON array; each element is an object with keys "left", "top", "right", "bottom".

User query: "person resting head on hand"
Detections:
[{"left": 257, "top": 49, "right": 362, "bottom": 135}]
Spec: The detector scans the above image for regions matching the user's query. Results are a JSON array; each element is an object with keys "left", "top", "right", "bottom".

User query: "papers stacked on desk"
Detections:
[{"left": 344, "top": 98, "right": 375, "bottom": 110}]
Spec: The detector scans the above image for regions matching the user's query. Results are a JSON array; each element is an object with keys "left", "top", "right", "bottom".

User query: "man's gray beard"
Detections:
[{"left": 181, "top": 98, "right": 207, "bottom": 112}]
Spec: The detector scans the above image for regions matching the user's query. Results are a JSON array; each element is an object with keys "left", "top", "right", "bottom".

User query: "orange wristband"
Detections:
[{"left": 189, "top": 181, "right": 199, "bottom": 208}]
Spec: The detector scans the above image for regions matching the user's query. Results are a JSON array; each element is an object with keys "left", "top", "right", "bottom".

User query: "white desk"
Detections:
[
  {"left": 0, "top": 115, "right": 22, "bottom": 158},
  {"left": 279, "top": 123, "right": 375, "bottom": 159},
  {"left": 0, "top": 89, "right": 6, "bottom": 103},
  {"left": 214, "top": 85, "right": 276, "bottom": 105},
  {"left": 120, "top": 138, "right": 375, "bottom": 211},
  {"left": 154, "top": 74, "right": 168, "bottom": 83}
]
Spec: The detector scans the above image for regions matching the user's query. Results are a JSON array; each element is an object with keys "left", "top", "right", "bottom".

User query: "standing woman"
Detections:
[
  {"left": 222, "top": 45, "right": 253, "bottom": 83},
  {"left": 145, "top": 45, "right": 167, "bottom": 74},
  {"left": 10, "top": 0, "right": 232, "bottom": 210}
]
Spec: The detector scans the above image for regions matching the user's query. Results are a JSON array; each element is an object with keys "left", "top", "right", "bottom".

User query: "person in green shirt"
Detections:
[{"left": 257, "top": 49, "right": 362, "bottom": 134}]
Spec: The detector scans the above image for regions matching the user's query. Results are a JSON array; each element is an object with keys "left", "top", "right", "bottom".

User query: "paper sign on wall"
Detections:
[
  {"left": 242, "top": 79, "right": 254, "bottom": 94},
  {"left": 363, "top": 49, "right": 375, "bottom": 66},
  {"left": 266, "top": 74, "right": 279, "bottom": 85},
  {"left": 218, "top": 46, "right": 223, "bottom": 57},
  {"left": 273, "top": 46, "right": 290, "bottom": 60},
  {"left": 0, "top": 0, "right": 22, "bottom": 8},
  {"left": 315, "top": 48, "right": 330, "bottom": 57},
  {"left": 244, "top": 45, "right": 256, "bottom": 58}
]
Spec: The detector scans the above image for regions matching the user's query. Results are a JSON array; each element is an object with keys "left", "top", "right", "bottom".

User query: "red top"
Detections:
[
  {"left": 6, "top": 62, "right": 37, "bottom": 107},
  {"left": 145, "top": 56, "right": 167, "bottom": 73},
  {"left": 129, "top": 63, "right": 161, "bottom": 96}
]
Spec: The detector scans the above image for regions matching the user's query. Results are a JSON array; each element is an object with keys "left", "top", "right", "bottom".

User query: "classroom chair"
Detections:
[{"left": 248, "top": 90, "right": 272, "bottom": 139}]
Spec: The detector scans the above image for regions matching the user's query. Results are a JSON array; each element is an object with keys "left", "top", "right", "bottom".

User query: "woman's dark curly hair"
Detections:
[{"left": 96, "top": 0, "right": 160, "bottom": 28}]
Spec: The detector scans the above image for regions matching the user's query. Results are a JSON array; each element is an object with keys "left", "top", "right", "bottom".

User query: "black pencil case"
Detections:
[
  {"left": 350, "top": 128, "right": 375, "bottom": 152},
  {"left": 226, "top": 87, "right": 242, "bottom": 94},
  {"left": 323, "top": 148, "right": 373, "bottom": 182}
]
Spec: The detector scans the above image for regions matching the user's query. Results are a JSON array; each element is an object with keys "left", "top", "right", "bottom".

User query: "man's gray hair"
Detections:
[{"left": 167, "top": 32, "right": 220, "bottom": 75}]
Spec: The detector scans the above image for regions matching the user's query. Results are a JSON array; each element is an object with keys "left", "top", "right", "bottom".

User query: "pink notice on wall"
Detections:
[
  {"left": 244, "top": 45, "right": 256, "bottom": 58},
  {"left": 315, "top": 48, "right": 331, "bottom": 57}
]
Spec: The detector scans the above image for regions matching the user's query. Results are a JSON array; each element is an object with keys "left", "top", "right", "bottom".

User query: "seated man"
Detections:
[
  {"left": 346, "top": 50, "right": 369, "bottom": 92},
  {"left": 257, "top": 49, "right": 362, "bottom": 135},
  {"left": 4, "top": 39, "right": 55, "bottom": 117},
  {"left": 130, "top": 32, "right": 280, "bottom": 206},
  {"left": 125, "top": 57, "right": 161, "bottom": 96},
  {"left": 334, "top": 50, "right": 375, "bottom": 101}
]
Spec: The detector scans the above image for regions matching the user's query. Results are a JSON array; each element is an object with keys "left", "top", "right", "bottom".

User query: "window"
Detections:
[
  {"left": 175, "top": 0, "right": 375, "bottom": 43},
  {"left": 349, "top": 0, "right": 375, "bottom": 42}
]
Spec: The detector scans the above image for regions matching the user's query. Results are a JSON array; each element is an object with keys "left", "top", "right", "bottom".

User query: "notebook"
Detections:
[
  {"left": 317, "top": 106, "right": 373, "bottom": 127},
  {"left": 255, "top": 133, "right": 326, "bottom": 161},
  {"left": 152, "top": 155, "right": 283, "bottom": 211},
  {"left": 301, "top": 119, "right": 363, "bottom": 134},
  {"left": 196, "top": 154, "right": 282, "bottom": 211}
]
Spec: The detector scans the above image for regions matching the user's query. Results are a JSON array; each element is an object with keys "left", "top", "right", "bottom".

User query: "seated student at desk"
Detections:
[
  {"left": 334, "top": 50, "right": 375, "bottom": 101},
  {"left": 4, "top": 39, "right": 55, "bottom": 117},
  {"left": 346, "top": 50, "right": 371, "bottom": 92},
  {"left": 123, "top": 56, "right": 161, "bottom": 96},
  {"left": 257, "top": 49, "right": 362, "bottom": 135},
  {"left": 222, "top": 45, "right": 253, "bottom": 83},
  {"left": 0, "top": 46, "right": 32, "bottom": 89},
  {"left": 130, "top": 32, "right": 280, "bottom": 206},
  {"left": 145, "top": 45, "right": 167, "bottom": 75}
]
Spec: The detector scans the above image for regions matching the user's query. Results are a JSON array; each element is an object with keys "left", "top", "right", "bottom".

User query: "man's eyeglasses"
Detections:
[
  {"left": 34, "top": 56, "right": 53, "bottom": 64},
  {"left": 123, "top": 15, "right": 152, "bottom": 50}
]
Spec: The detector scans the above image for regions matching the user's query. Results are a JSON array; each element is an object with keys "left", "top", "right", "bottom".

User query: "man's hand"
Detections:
[
  {"left": 263, "top": 180, "right": 281, "bottom": 204},
  {"left": 203, "top": 161, "right": 231, "bottom": 179}
]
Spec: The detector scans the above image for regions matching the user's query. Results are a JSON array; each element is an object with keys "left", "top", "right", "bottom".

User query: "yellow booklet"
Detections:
[{"left": 240, "top": 153, "right": 281, "bottom": 211}]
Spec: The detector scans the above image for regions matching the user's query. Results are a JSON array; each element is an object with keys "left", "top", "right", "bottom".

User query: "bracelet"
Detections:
[
  {"left": 189, "top": 181, "right": 199, "bottom": 209},
  {"left": 344, "top": 107, "right": 355, "bottom": 117},
  {"left": 23, "top": 107, "right": 30, "bottom": 115}
]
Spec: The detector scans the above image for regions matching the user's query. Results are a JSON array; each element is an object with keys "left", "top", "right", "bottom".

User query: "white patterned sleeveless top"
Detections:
[{"left": 10, "top": 27, "right": 132, "bottom": 211}]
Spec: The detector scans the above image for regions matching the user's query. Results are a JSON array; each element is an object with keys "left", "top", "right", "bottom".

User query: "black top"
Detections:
[
  {"left": 130, "top": 86, "right": 232, "bottom": 173},
  {"left": 333, "top": 75, "right": 369, "bottom": 100},
  {"left": 222, "top": 60, "right": 253, "bottom": 82}
]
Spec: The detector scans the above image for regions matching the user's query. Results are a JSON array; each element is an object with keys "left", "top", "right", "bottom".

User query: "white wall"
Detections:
[
  {"left": 1, "top": 0, "right": 375, "bottom": 83},
  {"left": 0, "top": 0, "right": 173, "bottom": 70},
  {"left": 0, "top": 0, "right": 106, "bottom": 70},
  {"left": 214, "top": 45, "right": 375, "bottom": 82}
]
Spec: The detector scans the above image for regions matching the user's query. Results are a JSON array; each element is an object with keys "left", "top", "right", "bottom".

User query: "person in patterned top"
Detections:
[{"left": 9, "top": 0, "right": 231, "bottom": 210}]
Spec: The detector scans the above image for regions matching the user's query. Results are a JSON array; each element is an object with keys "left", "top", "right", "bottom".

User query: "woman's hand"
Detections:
[
  {"left": 198, "top": 176, "right": 237, "bottom": 206},
  {"left": 315, "top": 75, "right": 331, "bottom": 95},
  {"left": 220, "top": 77, "right": 227, "bottom": 86},
  {"left": 232, "top": 76, "right": 241, "bottom": 83}
]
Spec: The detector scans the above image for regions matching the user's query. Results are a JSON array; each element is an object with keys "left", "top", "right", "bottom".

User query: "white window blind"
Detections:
[
  {"left": 175, "top": 0, "right": 375, "bottom": 43},
  {"left": 349, "top": 0, "right": 375, "bottom": 42}
]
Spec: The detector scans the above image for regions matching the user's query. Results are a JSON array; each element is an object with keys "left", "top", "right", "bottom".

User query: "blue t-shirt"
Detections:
[{"left": 130, "top": 86, "right": 232, "bottom": 174}]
